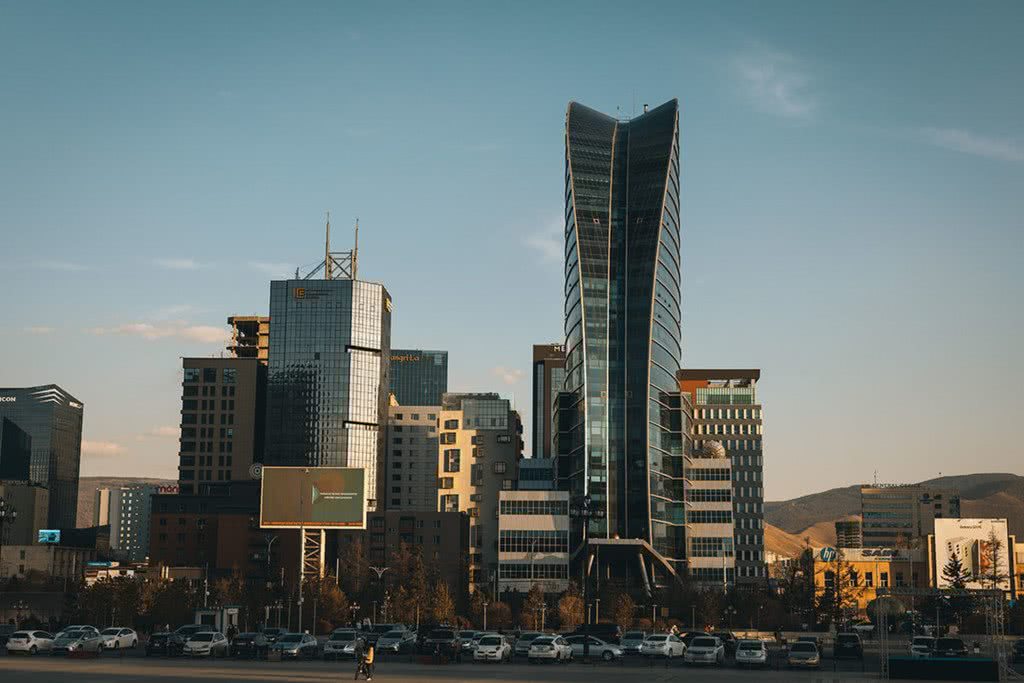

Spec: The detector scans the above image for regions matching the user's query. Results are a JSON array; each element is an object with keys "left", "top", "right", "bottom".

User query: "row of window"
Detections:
[
  {"left": 498, "top": 530, "right": 569, "bottom": 553},
  {"left": 499, "top": 500, "right": 568, "bottom": 516},
  {"left": 498, "top": 563, "right": 569, "bottom": 579},
  {"left": 182, "top": 413, "right": 235, "bottom": 425},
  {"left": 183, "top": 385, "right": 236, "bottom": 398},
  {"left": 697, "top": 423, "right": 762, "bottom": 436},
  {"left": 687, "top": 510, "right": 732, "bottom": 524},
  {"left": 688, "top": 489, "right": 731, "bottom": 502},
  {"left": 392, "top": 413, "right": 438, "bottom": 421},
  {"left": 698, "top": 407, "right": 761, "bottom": 420},
  {"left": 689, "top": 468, "right": 730, "bottom": 481},
  {"left": 184, "top": 367, "right": 238, "bottom": 384},
  {"left": 689, "top": 537, "right": 734, "bottom": 557}
]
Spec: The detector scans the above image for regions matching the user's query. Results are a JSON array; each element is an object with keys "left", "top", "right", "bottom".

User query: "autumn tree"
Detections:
[
  {"left": 557, "top": 584, "right": 584, "bottom": 632},
  {"left": 431, "top": 579, "right": 455, "bottom": 624},
  {"left": 815, "top": 550, "right": 863, "bottom": 630},
  {"left": 612, "top": 592, "right": 636, "bottom": 629},
  {"left": 978, "top": 530, "right": 1010, "bottom": 590},
  {"left": 520, "top": 585, "right": 546, "bottom": 629},
  {"left": 488, "top": 601, "right": 513, "bottom": 629},
  {"left": 337, "top": 536, "right": 370, "bottom": 604}
]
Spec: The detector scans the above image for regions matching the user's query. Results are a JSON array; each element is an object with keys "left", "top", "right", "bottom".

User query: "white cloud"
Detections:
[
  {"left": 146, "top": 425, "right": 179, "bottom": 438},
  {"left": 733, "top": 48, "right": 816, "bottom": 119},
  {"left": 524, "top": 216, "right": 563, "bottom": 264},
  {"left": 149, "top": 304, "right": 195, "bottom": 320},
  {"left": 492, "top": 366, "right": 524, "bottom": 385},
  {"left": 24, "top": 326, "right": 55, "bottom": 334},
  {"left": 82, "top": 440, "right": 124, "bottom": 457},
  {"left": 155, "top": 258, "right": 206, "bottom": 270},
  {"left": 249, "top": 261, "right": 295, "bottom": 278},
  {"left": 88, "top": 321, "right": 229, "bottom": 344},
  {"left": 33, "top": 260, "right": 90, "bottom": 271},
  {"left": 920, "top": 127, "right": 1024, "bottom": 163}
]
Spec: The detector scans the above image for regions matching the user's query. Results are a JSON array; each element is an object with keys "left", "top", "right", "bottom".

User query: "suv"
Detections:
[
  {"left": 230, "top": 632, "right": 268, "bottom": 658},
  {"left": 712, "top": 631, "right": 738, "bottom": 656},
  {"left": 423, "top": 628, "right": 462, "bottom": 660},
  {"left": 145, "top": 631, "right": 186, "bottom": 657},
  {"left": 834, "top": 633, "right": 863, "bottom": 659},
  {"left": 0, "top": 624, "right": 16, "bottom": 650},
  {"left": 261, "top": 627, "right": 287, "bottom": 644},
  {"left": 933, "top": 637, "right": 968, "bottom": 658}
]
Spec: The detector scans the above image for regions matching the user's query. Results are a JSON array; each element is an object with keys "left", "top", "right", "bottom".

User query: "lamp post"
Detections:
[
  {"left": 349, "top": 603, "right": 360, "bottom": 628},
  {"left": 723, "top": 606, "right": 737, "bottom": 629},
  {"left": 570, "top": 495, "right": 604, "bottom": 662},
  {"left": 482, "top": 600, "right": 489, "bottom": 631},
  {"left": 369, "top": 566, "right": 389, "bottom": 624}
]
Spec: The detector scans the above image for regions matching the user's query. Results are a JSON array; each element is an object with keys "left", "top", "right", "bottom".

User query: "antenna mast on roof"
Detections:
[{"left": 301, "top": 212, "right": 358, "bottom": 280}]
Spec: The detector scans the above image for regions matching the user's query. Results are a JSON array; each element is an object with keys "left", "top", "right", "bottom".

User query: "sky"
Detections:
[{"left": 1, "top": 1, "right": 1022, "bottom": 500}]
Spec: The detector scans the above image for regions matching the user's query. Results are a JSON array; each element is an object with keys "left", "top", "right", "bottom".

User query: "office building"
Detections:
[
  {"left": 860, "top": 484, "right": 960, "bottom": 547},
  {"left": 0, "top": 544, "right": 97, "bottom": 582},
  {"left": 227, "top": 315, "right": 270, "bottom": 363},
  {"left": 95, "top": 483, "right": 177, "bottom": 563},
  {"left": 678, "top": 369, "right": 765, "bottom": 583},
  {"left": 0, "top": 417, "right": 32, "bottom": 481},
  {"left": 531, "top": 344, "right": 565, "bottom": 460},
  {"left": 178, "top": 358, "right": 266, "bottom": 496},
  {"left": 436, "top": 392, "right": 522, "bottom": 591},
  {"left": 517, "top": 458, "right": 554, "bottom": 491},
  {"left": 0, "top": 385, "right": 83, "bottom": 529},
  {"left": 683, "top": 440, "right": 737, "bottom": 586},
  {"left": 0, "top": 483, "right": 48, "bottom": 545},
  {"left": 558, "top": 100, "right": 684, "bottom": 585},
  {"left": 264, "top": 278, "right": 392, "bottom": 511},
  {"left": 497, "top": 491, "right": 570, "bottom": 594},
  {"left": 812, "top": 546, "right": 927, "bottom": 614},
  {"left": 835, "top": 520, "right": 863, "bottom": 549},
  {"left": 389, "top": 350, "right": 448, "bottom": 406},
  {"left": 384, "top": 405, "right": 440, "bottom": 511}
]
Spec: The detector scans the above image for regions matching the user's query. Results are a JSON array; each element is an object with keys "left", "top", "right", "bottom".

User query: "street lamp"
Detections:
[
  {"left": 481, "top": 599, "right": 489, "bottom": 631},
  {"left": 723, "top": 606, "right": 737, "bottom": 629},
  {"left": 369, "top": 566, "right": 389, "bottom": 623},
  {"left": 570, "top": 495, "right": 605, "bottom": 662},
  {"left": 349, "top": 603, "right": 360, "bottom": 627}
]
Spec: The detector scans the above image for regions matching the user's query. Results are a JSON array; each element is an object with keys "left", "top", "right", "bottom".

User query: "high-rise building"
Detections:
[
  {"left": 678, "top": 369, "right": 765, "bottom": 583},
  {"left": 683, "top": 441, "right": 736, "bottom": 586},
  {"left": 0, "top": 385, "right": 83, "bottom": 529},
  {"left": 861, "top": 484, "right": 960, "bottom": 548},
  {"left": 558, "top": 100, "right": 684, "bottom": 582},
  {"left": 0, "top": 417, "right": 32, "bottom": 481},
  {"left": 384, "top": 405, "right": 440, "bottom": 511},
  {"left": 0, "top": 482, "right": 48, "bottom": 545},
  {"left": 177, "top": 358, "right": 266, "bottom": 496},
  {"left": 264, "top": 278, "right": 392, "bottom": 511},
  {"left": 436, "top": 392, "right": 523, "bottom": 591},
  {"left": 531, "top": 344, "right": 564, "bottom": 460},
  {"left": 517, "top": 458, "right": 554, "bottom": 491},
  {"left": 94, "top": 484, "right": 173, "bottom": 562},
  {"left": 835, "top": 520, "right": 863, "bottom": 549},
  {"left": 227, "top": 315, "right": 270, "bottom": 363},
  {"left": 389, "top": 350, "right": 448, "bottom": 406}
]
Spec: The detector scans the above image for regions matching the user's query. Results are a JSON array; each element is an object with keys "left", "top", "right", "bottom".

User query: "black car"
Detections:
[
  {"left": 261, "top": 627, "right": 287, "bottom": 644},
  {"left": 230, "top": 632, "right": 268, "bottom": 658},
  {"left": 1012, "top": 639, "right": 1024, "bottom": 664},
  {"left": 572, "top": 623, "right": 622, "bottom": 645},
  {"left": 146, "top": 632, "right": 186, "bottom": 657},
  {"left": 834, "top": 633, "right": 863, "bottom": 659},
  {"left": 933, "top": 637, "right": 968, "bottom": 658},
  {"left": 0, "top": 624, "right": 16, "bottom": 652},
  {"left": 423, "top": 629, "right": 462, "bottom": 660},
  {"left": 712, "top": 631, "right": 738, "bottom": 656}
]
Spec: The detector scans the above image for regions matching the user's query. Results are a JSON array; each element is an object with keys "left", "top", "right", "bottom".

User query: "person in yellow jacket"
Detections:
[{"left": 356, "top": 643, "right": 375, "bottom": 681}]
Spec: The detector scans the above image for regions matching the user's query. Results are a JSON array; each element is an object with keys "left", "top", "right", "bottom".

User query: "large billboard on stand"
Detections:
[{"left": 260, "top": 466, "right": 366, "bottom": 529}]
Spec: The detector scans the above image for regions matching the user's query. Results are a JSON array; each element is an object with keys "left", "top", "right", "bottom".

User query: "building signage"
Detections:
[
  {"left": 68, "top": 401, "right": 82, "bottom": 409},
  {"left": 293, "top": 287, "right": 306, "bottom": 299},
  {"left": 156, "top": 484, "right": 180, "bottom": 495},
  {"left": 0, "top": 396, "right": 16, "bottom": 402},
  {"left": 819, "top": 547, "right": 838, "bottom": 562},
  {"left": 391, "top": 355, "right": 421, "bottom": 363}
]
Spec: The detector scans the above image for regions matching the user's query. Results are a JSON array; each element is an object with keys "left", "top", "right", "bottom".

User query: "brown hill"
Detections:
[
  {"left": 766, "top": 516, "right": 857, "bottom": 558},
  {"left": 76, "top": 476, "right": 176, "bottom": 527}
]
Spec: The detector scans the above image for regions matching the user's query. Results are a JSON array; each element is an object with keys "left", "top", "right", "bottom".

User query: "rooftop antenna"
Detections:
[
  {"left": 873, "top": 469, "right": 878, "bottom": 486},
  {"left": 324, "top": 211, "right": 332, "bottom": 280},
  {"left": 300, "top": 212, "right": 358, "bottom": 280},
  {"left": 353, "top": 217, "right": 359, "bottom": 281}
]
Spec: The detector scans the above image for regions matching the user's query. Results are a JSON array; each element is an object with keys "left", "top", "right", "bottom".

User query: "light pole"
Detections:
[
  {"left": 369, "top": 566, "right": 389, "bottom": 624},
  {"left": 570, "top": 495, "right": 604, "bottom": 662},
  {"left": 652, "top": 603, "right": 658, "bottom": 626},
  {"left": 482, "top": 599, "right": 489, "bottom": 631},
  {"left": 723, "top": 606, "right": 737, "bottom": 629},
  {"left": 594, "top": 597, "right": 601, "bottom": 623},
  {"left": 349, "top": 603, "right": 360, "bottom": 628}
]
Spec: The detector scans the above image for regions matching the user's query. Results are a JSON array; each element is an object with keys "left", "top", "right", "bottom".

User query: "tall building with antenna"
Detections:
[{"left": 262, "top": 217, "right": 392, "bottom": 511}]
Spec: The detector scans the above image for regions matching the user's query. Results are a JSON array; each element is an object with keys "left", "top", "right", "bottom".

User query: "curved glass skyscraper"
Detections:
[{"left": 560, "top": 100, "right": 685, "bottom": 575}]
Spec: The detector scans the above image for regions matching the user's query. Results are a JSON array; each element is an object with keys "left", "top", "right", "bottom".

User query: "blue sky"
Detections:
[{"left": 1, "top": 1, "right": 1021, "bottom": 499}]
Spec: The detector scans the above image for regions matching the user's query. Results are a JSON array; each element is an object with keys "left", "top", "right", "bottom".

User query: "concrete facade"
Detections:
[
  {"left": 384, "top": 405, "right": 440, "bottom": 511},
  {"left": 497, "top": 490, "right": 569, "bottom": 594},
  {"left": 860, "top": 484, "right": 960, "bottom": 547}
]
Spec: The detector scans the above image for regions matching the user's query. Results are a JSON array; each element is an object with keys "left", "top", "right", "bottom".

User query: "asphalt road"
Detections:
[{"left": 0, "top": 651, "right": 891, "bottom": 683}]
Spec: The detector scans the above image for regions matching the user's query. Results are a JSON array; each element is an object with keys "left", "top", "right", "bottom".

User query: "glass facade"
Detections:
[
  {"left": 264, "top": 279, "right": 391, "bottom": 510},
  {"left": 560, "top": 100, "right": 685, "bottom": 568},
  {"left": 389, "top": 349, "right": 448, "bottom": 406},
  {"left": 0, "top": 385, "right": 84, "bottom": 529}
]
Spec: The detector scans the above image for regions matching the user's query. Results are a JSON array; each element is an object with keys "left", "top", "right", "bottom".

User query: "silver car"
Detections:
[
  {"left": 376, "top": 630, "right": 416, "bottom": 654},
  {"left": 564, "top": 634, "right": 623, "bottom": 661},
  {"left": 52, "top": 626, "right": 103, "bottom": 655}
]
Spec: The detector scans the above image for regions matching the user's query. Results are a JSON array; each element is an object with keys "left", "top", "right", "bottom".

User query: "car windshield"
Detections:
[
  {"left": 623, "top": 632, "right": 644, "bottom": 640},
  {"left": 12, "top": 631, "right": 31, "bottom": 637},
  {"left": 101, "top": 628, "right": 121, "bottom": 636},
  {"left": 738, "top": 641, "right": 762, "bottom": 650},
  {"left": 383, "top": 631, "right": 404, "bottom": 638},
  {"left": 191, "top": 634, "right": 214, "bottom": 642},
  {"left": 936, "top": 638, "right": 964, "bottom": 649},
  {"left": 692, "top": 638, "right": 717, "bottom": 647},
  {"left": 61, "top": 630, "right": 85, "bottom": 638},
  {"left": 518, "top": 633, "right": 541, "bottom": 642},
  {"left": 837, "top": 635, "right": 859, "bottom": 643},
  {"left": 533, "top": 637, "right": 554, "bottom": 645},
  {"left": 458, "top": 631, "right": 476, "bottom": 638},
  {"left": 791, "top": 643, "right": 816, "bottom": 653},
  {"left": 330, "top": 632, "right": 355, "bottom": 642},
  {"left": 646, "top": 635, "right": 667, "bottom": 642},
  {"left": 279, "top": 635, "right": 302, "bottom": 643},
  {"left": 479, "top": 636, "right": 502, "bottom": 646},
  {"left": 913, "top": 637, "right": 935, "bottom": 646},
  {"left": 372, "top": 625, "right": 393, "bottom": 633}
]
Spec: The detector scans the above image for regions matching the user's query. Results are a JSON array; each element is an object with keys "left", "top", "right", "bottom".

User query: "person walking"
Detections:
[{"left": 355, "top": 641, "right": 375, "bottom": 680}]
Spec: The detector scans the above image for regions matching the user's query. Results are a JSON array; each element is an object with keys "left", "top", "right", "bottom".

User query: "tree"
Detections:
[
  {"left": 815, "top": 550, "right": 863, "bottom": 630},
  {"left": 978, "top": 531, "right": 1009, "bottom": 590},
  {"left": 488, "top": 601, "right": 513, "bottom": 629},
  {"left": 941, "top": 551, "right": 970, "bottom": 590},
  {"left": 520, "top": 585, "right": 546, "bottom": 629},
  {"left": 557, "top": 585, "right": 584, "bottom": 632},
  {"left": 431, "top": 580, "right": 455, "bottom": 624},
  {"left": 612, "top": 592, "right": 636, "bottom": 629},
  {"left": 337, "top": 536, "right": 370, "bottom": 604}
]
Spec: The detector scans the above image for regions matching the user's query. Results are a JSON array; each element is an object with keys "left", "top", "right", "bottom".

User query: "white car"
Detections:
[
  {"left": 564, "top": 634, "right": 623, "bottom": 661},
  {"left": 684, "top": 635, "right": 725, "bottom": 666},
  {"left": 620, "top": 630, "right": 647, "bottom": 655},
  {"left": 99, "top": 627, "right": 138, "bottom": 650},
  {"left": 641, "top": 633, "right": 686, "bottom": 659},
  {"left": 6, "top": 630, "right": 54, "bottom": 655},
  {"left": 473, "top": 634, "right": 512, "bottom": 662},
  {"left": 527, "top": 635, "right": 573, "bottom": 663},
  {"left": 909, "top": 636, "right": 936, "bottom": 658},
  {"left": 735, "top": 639, "right": 768, "bottom": 667},
  {"left": 182, "top": 631, "right": 229, "bottom": 657},
  {"left": 323, "top": 630, "right": 359, "bottom": 660},
  {"left": 376, "top": 630, "right": 416, "bottom": 654},
  {"left": 52, "top": 626, "right": 103, "bottom": 654}
]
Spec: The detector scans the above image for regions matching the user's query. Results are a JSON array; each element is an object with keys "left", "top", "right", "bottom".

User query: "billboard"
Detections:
[
  {"left": 934, "top": 518, "right": 1012, "bottom": 591},
  {"left": 38, "top": 529, "right": 61, "bottom": 544},
  {"left": 260, "top": 466, "right": 366, "bottom": 529}
]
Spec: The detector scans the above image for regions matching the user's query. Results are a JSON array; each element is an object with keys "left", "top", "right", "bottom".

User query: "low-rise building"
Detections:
[
  {"left": 812, "top": 546, "right": 928, "bottom": 613},
  {"left": 497, "top": 491, "right": 569, "bottom": 594},
  {"left": 516, "top": 458, "right": 554, "bottom": 491},
  {"left": 0, "top": 482, "right": 48, "bottom": 545},
  {"left": 685, "top": 441, "right": 736, "bottom": 586},
  {"left": 860, "top": 484, "right": 960, "bottom": 548},
  {"left": 0, "top": 544, "right": 97, "bottom": 582}
]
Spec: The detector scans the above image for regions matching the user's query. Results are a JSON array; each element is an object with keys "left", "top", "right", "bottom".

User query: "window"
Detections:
[
  {"left": 880, "top": 572, "right": 889, "bottom": 588},
  {"left": 223, "top": 368, "right": 237, "bottom": 384},
  {"left": 184, "top": 368, "right": 200, "bottom": 383},
  {"left": 440, "top": 432, "right": 456, "bottom": 444},
  {"left": 440, "top": 494, "right": 459, "bottom": 512},
  {"left": 493, "top": 461, "right": 507, "bottom": 474},
  {"left": 444, "top": 419, "right": 459, "bottom": 429},
  {"left": 497, "top": 434, "right": 511, "bottom": 443},
  {"left": 502, "top": 479, "right": 514, "bottom": 490},
  {"left": 203, "top": 368, "right": 217, "bottom": 383},
  {"left": 498, "top": 530, "right": 569, "bottom": 553},
  {"left": 499, "top": 499, "right": 569, "bottom": 516},
  {"left": 443, "top": 449, "right": 461, "bottom": 473},
  {"left": 438, "top": 477, "right": 454, "bottom": 490}
]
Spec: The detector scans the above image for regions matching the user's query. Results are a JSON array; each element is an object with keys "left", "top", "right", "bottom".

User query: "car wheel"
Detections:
[
  {"left": 132, "top": 640, "right": 137, "bottom": 649},
  {"left": 602, "top": 650, "right": 613, "bottom": 661},
  {"left": 29, "top": 646, "right": 38, "bottom": 655},
  {"left": 114, "top": 641, "right": 120, "bottom": 650}
]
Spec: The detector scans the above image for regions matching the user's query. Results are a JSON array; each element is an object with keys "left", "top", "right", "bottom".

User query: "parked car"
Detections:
[
  {"left": 851, "top": 621, "right": 875, "bottom": 635},
  {"left": 230, "top": 632, "right": 269, "bottom": 658},
  {"left": 684, "top": 636, "right": 724, "bottom": 666},
  {"left": 834, "top": 632, "right": 863, "bottom": 659},
  {"left": 908, "top": 636, "right": 935, "bottom": 658},
  {"left": 52, "top": 626, "right": 103, "bottom": 655},
  {"left": 619, "top": 630, "right": 647, "bottom": 655},
  {"left": 456, "top": 630, "right": 480, "bottom": 653},
  {"left": 261, "top": 627, "right": 287, "bottom": 644},
  {"left": 933, "top": 637, "right": 968, "bottom": 658},
  {"left": 99, "top": 627, "right": 138, "bottom": 650},
  {"left": 712, "top": 631, "right": 738, "bottom": 656},
  {"left": 366, "top": 624, "right": 403, "bottom": 646},
  {"left": 528, "top": 635, "right": 572, "bottom": 663},
  {"left": 513, "top": 631, "right": 543, "bottom": 657},
  {"left": 735, "top": 639, "right": 768, "bottom": 668},
  {"left": 564, "top": 634, "right": 623, "bottom": 661},
  {"left": 641, "top": 633, "right": 686, "bottom": 659},
  {"left": 182, "top": 631, "right": 229, "bottom": 658},
  {"left": 473, "top": 634, "right": 512, "bottom": 662},
  {"left": 6, "top": 630, "right": 54, "bottom": 655},
  {"left": 323, "top": 630, "right": 359, "bottom": 661},
  {"left": 797, "top": 635, "right": 820, "bottom": 647},
  {"left": 145, "top": 631, "right": 186, "bottom": 657},
  {"left": 1012, "top": 639, "right": 1024, "bottom": 664},
  {"left": 573, "top": 623, "right": 622, "bottom": 644},
  {"left": 0, "top": 624, "right": 17, "bottom": 651},
  {"left": 679, "top": 632, "right": 702, "bottom": 649},
  {"left": 270, "top": 632, "right": 318, "bottom": 659},
  {"left": 175, "top": 625, "right": 208, "bottom": 642},
  {"left": 376, "top": 630, "right": 416, "bottom": 654},
  {"left": 423, "top": 628, "right": 462, "bottom": 660},
  {"left": 787, "top": 641, "right": 821, "bottom": 669}
]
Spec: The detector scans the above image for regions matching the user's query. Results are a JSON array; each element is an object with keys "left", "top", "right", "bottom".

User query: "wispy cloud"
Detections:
[
  {"left": 155, "top": 258, "right": 207, "bottom": 270},
  {"left": 920, "top": 127, "right": 1024, "bottom": 163},
  {"left": 87, "top": 321, "right": 229, "bottom": 344},
  {"left": 733, "top": 47, "right": 816, "bottom": 119},
  {"left": 149, "top": 304, "right": 195, "bottom": 320},
  {"left": 250, "top": 261, "right": 295, "bottom": 278},
  {"left": 146, "top": 425, "right": 179, "bottom": 438},
  {"left": 82, "top": 440, "right": 124, "bottom": 457},
  {"left": 492, "top": 366, "right": 524, "bottom": 385},
  {"left": 33, "top": 260, "right": 91, "bottom": 271},
  {"left": 24, "top": 326, "right": 55, "bottom": 335},
  {"left": 524, "top": 216, "right": 563, "bottom": 265}
]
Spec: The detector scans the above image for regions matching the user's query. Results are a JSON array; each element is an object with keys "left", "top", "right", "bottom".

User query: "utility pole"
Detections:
[
  {"left": 482, "top": 600, "right": 489, "bottom": 631},
  {"left": 540, "top": 602, "right": 547, "bottom": 631}
]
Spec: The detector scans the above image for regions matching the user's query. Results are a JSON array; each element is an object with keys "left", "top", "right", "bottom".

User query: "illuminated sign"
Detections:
[
  {"left": 391, "top": 355, "right": 421, "bottom": 363},
  {"left": 0, "top": 396, "right": 16, "bottom": 402},
  {"left": 157, "top": 484, "right": 180, "bottom": 495},
  {"left": 68, "top": 401, "right": 82, "bottom": 409},
  {"left": 260, "top": 467, "right": 366, "bottom": 530},
  {"left": 38, "top": 529, "right": 61, "bottom": 544}
]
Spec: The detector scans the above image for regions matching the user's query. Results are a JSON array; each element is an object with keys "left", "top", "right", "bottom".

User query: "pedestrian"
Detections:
[{"left": 355, "top": 642, "right": 375, "bottom": 680}]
